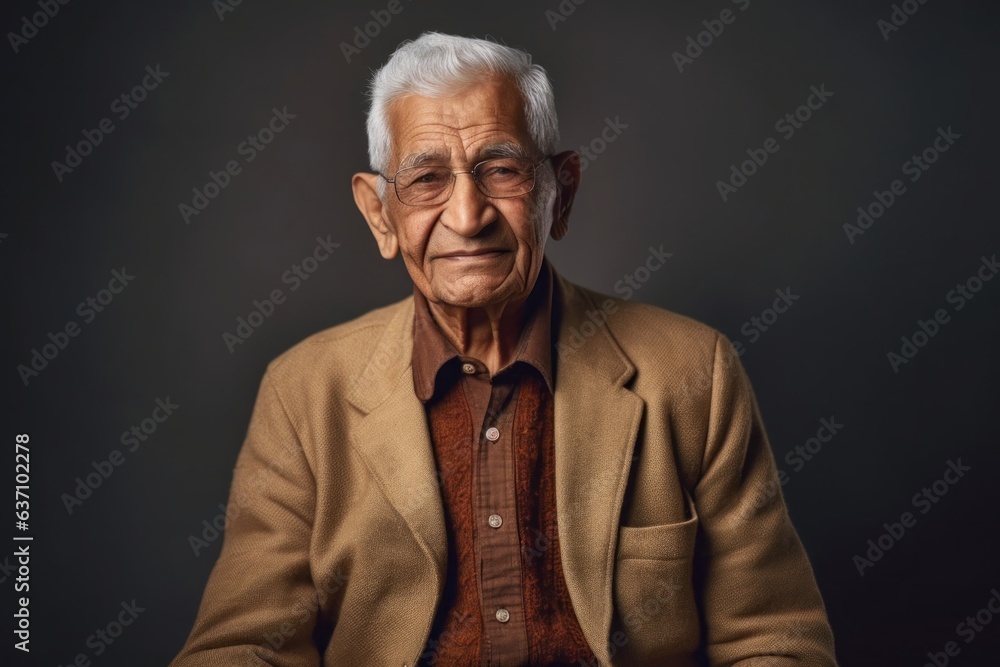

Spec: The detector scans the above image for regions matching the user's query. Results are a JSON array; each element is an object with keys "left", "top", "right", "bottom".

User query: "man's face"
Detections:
[{"left": 377, "top": 77, "right": 555, "bottom": 309}]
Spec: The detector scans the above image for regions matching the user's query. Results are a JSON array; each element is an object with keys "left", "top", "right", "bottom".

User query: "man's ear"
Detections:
[
  {"left": 352, "top": 172, "right": 399, "bottom": 259},
  {"left": 548, "top": 150, "right": 580, "bottom": 241}
]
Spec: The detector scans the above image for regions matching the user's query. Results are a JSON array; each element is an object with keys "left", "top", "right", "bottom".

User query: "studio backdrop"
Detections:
[{"left": 3, "top": 0, "right": 998, "bottom": 665}]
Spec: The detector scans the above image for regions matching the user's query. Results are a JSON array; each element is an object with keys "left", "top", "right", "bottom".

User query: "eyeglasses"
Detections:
[{"left": 378, "top": 155, "right": 551, "bottom": 206}]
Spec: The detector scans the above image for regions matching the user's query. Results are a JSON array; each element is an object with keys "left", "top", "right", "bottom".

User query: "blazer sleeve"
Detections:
[
  {"left": 694, "top": 333, "right": 838, "bottom": 667},
  {"left": 170, "top": 367, "right": 322, "bottom": 667}
]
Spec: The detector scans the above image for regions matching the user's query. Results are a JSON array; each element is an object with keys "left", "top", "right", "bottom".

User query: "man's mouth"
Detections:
[{"left": 436, "top": 249, "right": 508, "bottom": 260}]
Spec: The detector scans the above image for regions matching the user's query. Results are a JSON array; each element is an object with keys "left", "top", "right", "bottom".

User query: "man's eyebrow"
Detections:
[
  {"left": 476, "top": 142, "right": 529, "bottom": 161},
  {"left": 398, "top": 150, "right": 450, "bottom": 170},
  {"left": 396, "top": 142, "right": 529, "bottom": 170}
]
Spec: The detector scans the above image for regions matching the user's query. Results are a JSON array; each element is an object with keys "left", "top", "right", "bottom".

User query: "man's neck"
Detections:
[{"left": 426, "top": 296, "right": 529, "bottom": 375}]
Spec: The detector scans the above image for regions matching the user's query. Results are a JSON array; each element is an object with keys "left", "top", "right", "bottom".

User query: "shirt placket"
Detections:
[{"left": 462, "top": 363, "right": 529, "bottom": 667}]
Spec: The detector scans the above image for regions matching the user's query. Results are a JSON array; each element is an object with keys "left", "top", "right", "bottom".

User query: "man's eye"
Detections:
[
  {"left": 481, "top": 166, "right": 521, "bottom": 179},
  {"left": 409, "top": 170, "right": 448, "bottom": 185}
]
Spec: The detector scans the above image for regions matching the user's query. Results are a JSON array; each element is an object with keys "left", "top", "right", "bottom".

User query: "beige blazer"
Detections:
[{"left": 171, "top": 267, "right": 837, "bottom": 666}]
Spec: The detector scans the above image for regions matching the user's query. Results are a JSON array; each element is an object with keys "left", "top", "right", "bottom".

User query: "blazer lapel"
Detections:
[
  {"left": 552, "top": 271, "right": 644, "bottom": 664},
  {"left": 346, "top": 297, "right": 448, "bottom": 580}
]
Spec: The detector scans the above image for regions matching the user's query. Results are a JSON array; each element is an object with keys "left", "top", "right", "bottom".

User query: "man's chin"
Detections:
[{"left": 430, "top": 277, "right": 517, "bottom": 310}]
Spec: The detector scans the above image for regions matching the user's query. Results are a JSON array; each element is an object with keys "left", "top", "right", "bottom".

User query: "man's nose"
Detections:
[{"left": 440, "top": 172, "right": 495, "bottom": 236}]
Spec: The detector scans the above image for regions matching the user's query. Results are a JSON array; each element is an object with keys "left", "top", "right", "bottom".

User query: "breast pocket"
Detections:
[{"left": 611, "top": 492, "right": 701, "bottom": 665}]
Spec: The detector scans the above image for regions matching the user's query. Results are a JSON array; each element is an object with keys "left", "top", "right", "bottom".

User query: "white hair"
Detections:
[{"left": 365, "top": 32, "right": 560, "bottom": 181}]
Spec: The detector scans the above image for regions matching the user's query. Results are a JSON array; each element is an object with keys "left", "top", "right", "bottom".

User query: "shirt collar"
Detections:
[{"left": 411, "top": 257, "right": 554, "bottom": 403}]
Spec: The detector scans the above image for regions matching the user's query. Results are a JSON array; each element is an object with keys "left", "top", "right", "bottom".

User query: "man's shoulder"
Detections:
[
  {"left": 611, "top": 293, "right": 720, "bottom": 347},
  {"left": 561, "top": 278, "right": 744, "bottom": 416},
  {"left": 263, "top": 293, "right": 412, "bottom": 384},
  {"left": 561, "top": 277, "right": 725, "bottom": 365}
]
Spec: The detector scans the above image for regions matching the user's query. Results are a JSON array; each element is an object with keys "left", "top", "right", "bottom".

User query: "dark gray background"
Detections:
[{"left": 3, "top": 0, "right": 999, "bottom": 665}]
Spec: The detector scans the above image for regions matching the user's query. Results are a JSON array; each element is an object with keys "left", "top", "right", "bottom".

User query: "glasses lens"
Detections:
[
  {"left": 395, "top": 166, "right": 453, "bottom": 205},
  {"left": 475, "top": 157, "right": 535, "bottom": 197}
]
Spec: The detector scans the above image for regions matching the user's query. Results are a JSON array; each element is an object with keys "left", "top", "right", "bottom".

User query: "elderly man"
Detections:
[{"left": 172, "top": 32, "right": 837, "bottom": 667}]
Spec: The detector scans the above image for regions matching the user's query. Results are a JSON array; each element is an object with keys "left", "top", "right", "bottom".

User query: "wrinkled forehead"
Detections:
[{"left": 385, "top": 77, "right": 534, "bottom": 170}]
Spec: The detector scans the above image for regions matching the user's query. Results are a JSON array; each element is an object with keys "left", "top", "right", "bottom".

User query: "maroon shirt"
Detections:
[{"left": 412, "top": 259, "right": 596, "bottom": 666}]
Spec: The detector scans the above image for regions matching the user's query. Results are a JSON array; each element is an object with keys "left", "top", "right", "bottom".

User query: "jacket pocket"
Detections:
[
  {"left": 611, "top": 493, "right": 701, "bottom": 665},
  {"left": 615, "top": 499, "right": 698, "bottom": 562}
]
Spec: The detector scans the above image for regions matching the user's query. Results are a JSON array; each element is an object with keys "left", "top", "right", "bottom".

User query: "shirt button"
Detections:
[
  {"left": 461, "top": 362, "right": 476, "bottom": 374},
  {"left": 485, "top": 427, "right": 500, "bottom": 442},
  {"left": 495, "top": 608, "right": 510, "bottom": 623},
  {"left": 488, "top": 514, "right": 503, "bottom": 528}
]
